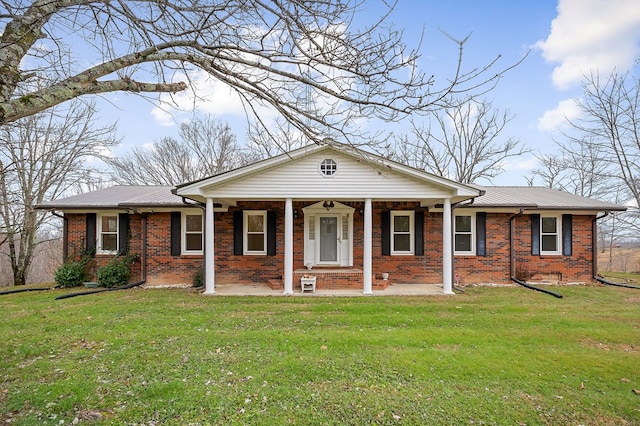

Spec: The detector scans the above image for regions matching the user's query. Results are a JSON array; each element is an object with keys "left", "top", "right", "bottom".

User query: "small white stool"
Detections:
[{"left": 301, "top": 276, "right": 316, "bottom": 293}]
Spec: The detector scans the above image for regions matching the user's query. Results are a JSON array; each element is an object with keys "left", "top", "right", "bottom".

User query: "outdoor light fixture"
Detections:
[{"left": 323, "top": 200, "right": 335, "bottom": 211}]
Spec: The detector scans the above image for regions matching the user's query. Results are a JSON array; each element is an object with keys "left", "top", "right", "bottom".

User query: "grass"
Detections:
[
  {"left": 0, "top": 285, "right": 639, "bottom": 425},
  {"left": 600, "top": 271, "right": 640, "bottom": 284}
]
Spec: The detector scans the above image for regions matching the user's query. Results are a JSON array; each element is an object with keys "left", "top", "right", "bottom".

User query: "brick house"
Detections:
[{"left": 38, "top": 143, "right": 625, "bottom": 294}]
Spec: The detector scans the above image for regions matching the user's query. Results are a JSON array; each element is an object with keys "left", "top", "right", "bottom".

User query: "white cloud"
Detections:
[
  {"left": 150, "top": 69, "right": 256, "bottom": 127},
  {"left": 502, "top": 156, "right": 540, "bottom": 173},
  {"left": 536, "top": 0, "right": 640, "bottom": 89},
  {"left": 537, "top": 98, "right": 581, "bottom": 131}
]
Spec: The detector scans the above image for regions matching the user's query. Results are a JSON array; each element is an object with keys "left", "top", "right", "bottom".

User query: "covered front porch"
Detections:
[
  {"left": 174, "top": 143, "right": 483, "bottom": 296},
  {"left": 198, "top": 197, "right": 457, "bottom": 295}
]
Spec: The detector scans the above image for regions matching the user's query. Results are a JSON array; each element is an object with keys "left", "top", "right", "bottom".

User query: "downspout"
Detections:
[
  {"left": 449, "top": 195, "right": 483, "bottom": 293},
  {"left": 179, "top": 196, "right": 207, "bottom": 289},
  {"left": 509, "top": 209, "right": 524, "bottom": 280},
  {"left": 140, "top": 212, "right": 148, "bottom": 282},
  {"left": 50, "top": 211, "right": 68, "bottom": 261},
  {"left": 592, "top": 211, "right": 640, "bottom": 289},
  {"left": 509, "top": 209, "right": 563, "bottom": 298},
  {"left": 592, "top": 212, "right": 608, "bottom": 279}
]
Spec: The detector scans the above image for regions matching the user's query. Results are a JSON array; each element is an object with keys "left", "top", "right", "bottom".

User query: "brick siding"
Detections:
[{"left": 64, "top": 203, "right": 597, "bottom": 288}]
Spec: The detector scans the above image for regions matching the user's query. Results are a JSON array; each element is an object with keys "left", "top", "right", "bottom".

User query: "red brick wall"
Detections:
[
  {"left": 453, "top": 213, "right": 511, "bottom": 285},
  {"left": 64, "top": 206, "right": 597, "bottom": 287},
  {"left": 65, "top": 212, "right": 203, "bottom": 285},
  {"left": 512, "top": 214, "right": 594, "bottom": 284}
]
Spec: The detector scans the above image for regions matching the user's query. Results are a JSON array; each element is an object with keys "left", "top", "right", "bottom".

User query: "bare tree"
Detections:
[
  {"left": 1, "top": 1, "right": 518, "bottom": 145},
  {"left": 563, "top": 70, "right": 640, "bottom": 208},
  {"left": 108, "top": 114, "right": 246, "bottom": 185},
  {"left": 0, "top": 100, "right": 117, "bottom": 286},
  {"left": 246, "top": 118, "right": 315, "bottom": 160},
  {"left": 392, "top": 98, "right": 526, "bottom": 183},
  {"left": 527, "top": 136, "right": 612, "bottom": 198}
]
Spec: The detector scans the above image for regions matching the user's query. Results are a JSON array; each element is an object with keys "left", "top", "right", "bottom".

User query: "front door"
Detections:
[{"left": 319, "top": 215, "right": 339, "bottom": 264}]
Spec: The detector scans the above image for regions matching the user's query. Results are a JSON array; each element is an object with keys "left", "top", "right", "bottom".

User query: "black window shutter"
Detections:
[
  {"left": 118, "top": 213, "right": 130, "bottom": 255},
  {"left": 562, "top": 214, "right": 573, "bottom": 256},
  {"left": 233, "top": 210, "right": 243, "bottom": 255},
  {"left": 476, "top": 212, "right": 487, "bottom": 256},
  {"left": 170, "top": 212, "right": 181, "bottom": 256},
  {"left": 267, "top": 211, "right": 277, "bottom": 256},
  {"left": 414, "top": 211, "right": 424, "bottom": 256},
  {"left": 381, "top": 211, "right": 390, "bottom": 256},
  {"left": 531, "top": 214, "right": 541, "bottom": 256},
  {"left": 86, "top": 213, "right": 96, "bottom": 253}
]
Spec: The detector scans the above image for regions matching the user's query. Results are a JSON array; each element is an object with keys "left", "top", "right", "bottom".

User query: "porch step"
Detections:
[{"left": 268, "top": 274, "right": 390, "bottom": 291}]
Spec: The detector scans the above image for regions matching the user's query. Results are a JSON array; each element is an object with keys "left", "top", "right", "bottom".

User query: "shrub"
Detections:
[
  {"left": 97, "top": 255, "right": 138, "bottom": 288},
  {"left": 54, "top": 252, "right": 94, "bottom": 288},
  {"left": 193, "top": 267, "right": 204, "bottom": 288},
  {"left": 55, "top": 261, "right": 87, "bottom": 288}
]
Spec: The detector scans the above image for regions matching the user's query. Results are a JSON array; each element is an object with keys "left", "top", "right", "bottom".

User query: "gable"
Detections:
[{"left": 178, "top": 146, "right": 479, "bottom": 203}]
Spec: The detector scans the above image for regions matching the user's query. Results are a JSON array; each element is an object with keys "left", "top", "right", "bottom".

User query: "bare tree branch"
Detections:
[
  {"left": 391, "top": 98, "right": 527, "bottom": 183},
  {"left": 107, "top": 114, "right": 248, "bottom": 185},
  {"left": 1, "top": 0, "right": 521, "bottom": 146}
]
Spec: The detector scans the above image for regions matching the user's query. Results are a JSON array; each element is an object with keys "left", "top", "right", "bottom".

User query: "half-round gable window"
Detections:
[{"left": 320, "top": 159, "right": 337, "bottom": 176}]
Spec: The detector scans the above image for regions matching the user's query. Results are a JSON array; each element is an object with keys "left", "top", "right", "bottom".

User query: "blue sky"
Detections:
[{"left": 100, "top": 0, "right": 640, "bottom": 186}]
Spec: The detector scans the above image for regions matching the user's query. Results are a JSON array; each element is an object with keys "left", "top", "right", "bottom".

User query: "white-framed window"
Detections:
[
  {"left": 319, "top": 158, "right": 338, "bottom": 176},
  {"left": 391, "top": 211, "right": 414, "bottom": 255},
  {"left": 541, "top": 215, "right": 561, "bottom": 255},
  {"left": 183, "top": 212, "right": 203, "bottom": 254},
  {"left": 454, "top": 214, "right": 475, "bottom": 255},
  {"left": 244, "top": 210, "right": 267, "bottom": 255},
  {"left": 98, "top": 213, "right": 118, "bottom": 254}
]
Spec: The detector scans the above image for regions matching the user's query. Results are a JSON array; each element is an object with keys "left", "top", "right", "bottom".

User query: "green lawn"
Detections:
[{"left": 1, "top": 285, "right": 639, "bottom": 425}]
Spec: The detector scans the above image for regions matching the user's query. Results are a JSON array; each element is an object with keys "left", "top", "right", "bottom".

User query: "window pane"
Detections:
[
  {"left": 247, "top": 215, "right": 264, "bottom": 232},
  {"left": 542, "top": 217, "right": 557, "bottom": 233},
  {"left": 186, "top": 233, "right": 202, "bottom": 251},
  {"left": 247, "top": 234, "right": 265, "bottom": 251},
  {"left": 102, "top": 216, "right": 117, "bottom": 232},
  {"left": 394, "top": 215, "right": 410, "bottom": 232},
  {"left": 542, "top": 235, "right": 557, "bottom": 252},
  {"left": 102, "top": 234, "right": 117, "bottom": 251},
  {"left": 455, "top": 216, "right": 471, "bottom": 232},
  {"left": 186, "top": 214, "right": 202, "bottom": 232},
  {"left": 455, "top": 234, "right": 472, "bottom": 252},
  {"left": 394, "top": 234, "right": 411, "bottom": 252},
  {"left": 320, "top": 159, "right": 337, "bottom": 176}
]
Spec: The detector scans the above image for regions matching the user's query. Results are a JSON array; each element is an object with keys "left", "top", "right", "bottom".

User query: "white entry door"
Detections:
[
  {"left": 318, "top": 215, "right": 339, "bottom": 264},
  {"left": 303, "top": 201, "right": 354, "bottom": 268}
]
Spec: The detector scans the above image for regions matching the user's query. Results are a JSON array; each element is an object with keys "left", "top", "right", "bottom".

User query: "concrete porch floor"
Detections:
[{"left": 207, "top": 283, "right": 446, "bottom": 296}]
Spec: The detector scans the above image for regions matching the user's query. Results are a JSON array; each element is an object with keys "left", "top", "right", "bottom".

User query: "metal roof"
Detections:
[
  {"left": 35, "top": 186, "right": 186, "bottom": 210},
  {"left": 466, "top": 185, "right": 627, "bottom": 211},
  {"left": 36, "top": 184, "right": 627, "bottom": 212}
]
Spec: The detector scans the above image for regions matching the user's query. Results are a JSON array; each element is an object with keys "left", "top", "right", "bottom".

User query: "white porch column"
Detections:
[
  {"left": 204, "top": 197, "right": 215, "bottom": 295},
  {"left": 363, "top": 198, "right": 373, "bottom": 295},
  {"left": 442, "top": 197, "right": 454, "bottom": 295},
  {"left": 283, "top": 198, "right": 294, "bottom": 295}
]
